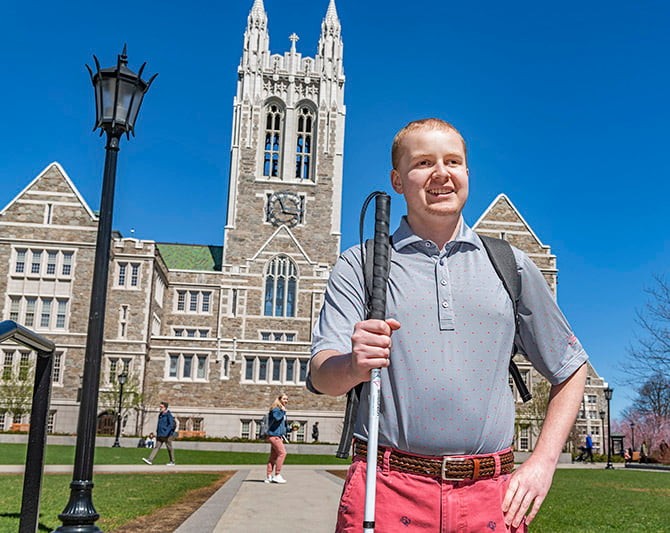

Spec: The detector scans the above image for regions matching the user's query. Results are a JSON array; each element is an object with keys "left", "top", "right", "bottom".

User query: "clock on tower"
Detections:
[{"left": 267, "top": 191, "right": 302, "bottom": 227}]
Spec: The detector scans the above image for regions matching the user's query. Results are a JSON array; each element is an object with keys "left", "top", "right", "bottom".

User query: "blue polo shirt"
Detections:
[{"left": 310, "top": 216, "right": 588, "bottom": 456}]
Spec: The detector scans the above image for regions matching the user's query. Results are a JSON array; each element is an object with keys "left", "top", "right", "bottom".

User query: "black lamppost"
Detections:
[
  {"left": 604, "top": 387, "right": 614, "bottom": 469},
  {"left": 630, "top": 421, "right": 636, "bottom": 452},
  {"left": 56, "top": 47, "right": 156, "bottom": 533},
  {"left": 112, "top": 372, "right": 128, "bottom": 448},
  {"left": 599, "top": 410, "right": 605, "bottom": 455}
]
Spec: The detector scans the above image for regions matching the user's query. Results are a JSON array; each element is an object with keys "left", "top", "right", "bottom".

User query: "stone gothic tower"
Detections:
[{"left": 223, "top": 0, "right": 345, "bottom": 267}]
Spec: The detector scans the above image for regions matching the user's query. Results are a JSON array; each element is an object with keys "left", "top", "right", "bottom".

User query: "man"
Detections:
[
  {"left": 309, "top": 118, "right": 588, "bottom": 531},
  {"left": 585, "top": 434, "right": 594, "bottom": 462},
  {"left": 312, "top": 421, "right": 320, "bottom": 442},
  {"left": 640, "top": 440, "right": 649, "bottom": 463},
  {"left": 142, "top": 401, "right": 177, "bottom": 466},
  {"left": 577, "top": 434, "right": 594, "bottom": 462}
]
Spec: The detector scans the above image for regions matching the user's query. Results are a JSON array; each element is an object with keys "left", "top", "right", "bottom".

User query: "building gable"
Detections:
[
  {"left": 473, "top": 193, "right": 557, "bottom": 292},
  {"left": 0, "top": 162, "right": 96, "bottom": 228}
]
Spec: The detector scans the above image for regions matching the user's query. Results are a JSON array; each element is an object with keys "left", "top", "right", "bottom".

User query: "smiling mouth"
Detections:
[{"left": 427, "top": 189, "right": 454, "bottom": 197}]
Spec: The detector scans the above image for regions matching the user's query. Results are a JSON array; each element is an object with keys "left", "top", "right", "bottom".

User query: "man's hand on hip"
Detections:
[{"left": 502, "top": 454, "right": 555, "bottom": 528}]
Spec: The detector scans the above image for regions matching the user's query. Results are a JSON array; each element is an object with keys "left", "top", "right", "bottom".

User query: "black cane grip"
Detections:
[{"left": 369, "top": 193, "right": 391, "bottom": 321}]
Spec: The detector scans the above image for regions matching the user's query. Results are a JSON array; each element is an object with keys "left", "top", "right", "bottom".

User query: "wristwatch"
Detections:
[{"left": 267, "top": 191, "right": 302, "bottom": 227}]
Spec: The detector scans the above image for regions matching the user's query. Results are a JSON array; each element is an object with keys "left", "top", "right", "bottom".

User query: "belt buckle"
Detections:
[{"left": 441, "top": 456, "right": 468, "bottom": 481}]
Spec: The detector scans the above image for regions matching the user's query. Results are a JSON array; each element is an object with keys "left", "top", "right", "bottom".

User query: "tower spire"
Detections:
[
  {"left": 318, "top": 0, "right": 343, "bottom": 75},
  {"left": 325, "top": 0, "right": 339, "bottom": 26},
  {"left": 242, "top": 0, "right": 269, "bottom": 71},
  {"left": 250, "top": 0, "right": 265, "bottom": 20}
]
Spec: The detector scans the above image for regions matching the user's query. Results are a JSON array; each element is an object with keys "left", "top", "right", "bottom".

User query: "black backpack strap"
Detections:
[
  {"left": 336, "top": 238, "right": 388, "bottom": 458},
  {"left": 336, "top": 384, "right": 362, "bottom": 458},
  {"left": 479, "top": 235, "right": 532, "bottom": 402}
]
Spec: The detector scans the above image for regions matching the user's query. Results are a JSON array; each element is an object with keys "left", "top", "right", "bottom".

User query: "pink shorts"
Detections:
[{"left": 336, "top": 453, "right": 527, "bottom": 533}]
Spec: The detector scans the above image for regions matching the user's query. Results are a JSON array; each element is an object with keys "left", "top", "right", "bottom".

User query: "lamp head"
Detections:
[{"left": 86, "top": 45, "right": 157, "bottom": 139}]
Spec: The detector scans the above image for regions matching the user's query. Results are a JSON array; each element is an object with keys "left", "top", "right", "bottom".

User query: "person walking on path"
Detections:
[
  {"left": 309, "top": 118, "right": 588, "bottom": 531},
  {"left": 577, "top": 434, "right": 594, "bottom": 462},
  {"left": 142, "top": 401, "right": 177, "bottom": 466},
  {"left": 640, "top": 440, "right": 649, "bottom": 463},
  {"left": 265, "top": 393, "right": 289, "bottom": 484},
  {"left": 584, "top": 434, "right": 594, "bottom": 462}
]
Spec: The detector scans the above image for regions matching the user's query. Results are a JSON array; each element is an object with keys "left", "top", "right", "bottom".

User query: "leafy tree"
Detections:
[
  {"left": 517, "top": 379, "right": 551, "bottom": 432},
  {"left": 517, "top": 378, "right": 584, "bottom": 453},
  {"left": 0, "top": 363, "right": 34, "bottom": 426},
  {"left": 98, "top": 371, "right": 144, "bottom": 429}
]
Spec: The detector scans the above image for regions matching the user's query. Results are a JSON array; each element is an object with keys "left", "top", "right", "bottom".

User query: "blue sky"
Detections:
[{"left": 2, "top": 0, "right": 669, "bottom": 419}]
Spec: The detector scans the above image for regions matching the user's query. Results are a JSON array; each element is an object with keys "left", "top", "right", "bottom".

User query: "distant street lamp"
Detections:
[
  {"left": 630, "top": 421, "right": 636, "bottom": 452},
  {"left": 599, "top": 410, "right": 605, "bottom": 454},
  {"left": 604, "top": 387, "right": 614, "bottom": 470},
  {"left": 112, "top": 373, "right": 128, "bottom": 448},
  {"left": 56, "top": 46, "right": 156, "bottom": 533}
]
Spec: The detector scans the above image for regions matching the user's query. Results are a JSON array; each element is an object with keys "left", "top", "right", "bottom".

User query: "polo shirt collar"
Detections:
[{"left": 392, "top": 216, "right": 481, "bottom": 251}]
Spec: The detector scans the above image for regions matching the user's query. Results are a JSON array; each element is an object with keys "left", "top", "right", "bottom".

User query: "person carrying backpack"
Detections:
[
  {"left": 142, "top": 401, "right": 177, "bottom": 466},
  {"left": 308, "top": 118, "right": 588, "bottom": 531},
  {"left": 265, "top": 393, "right": 289, "bottom": 484}
]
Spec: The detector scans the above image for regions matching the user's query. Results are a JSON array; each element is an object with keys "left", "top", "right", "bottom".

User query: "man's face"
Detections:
[
  {"left": 390, "top": 128, "right": 469, "bottom": 226},
  {"left": 160, "top": 403, "right": 166, "bottom": 412}
]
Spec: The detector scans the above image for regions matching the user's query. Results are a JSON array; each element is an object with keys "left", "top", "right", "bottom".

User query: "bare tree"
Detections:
[
  {"left": 619, "top": 373, "right": 670, "bottom": 454},
  {"left": 627, "top": 275, "right": 670, "bottom": 381},
  {"left": 633, "top": 372, "right": 670, "bottom": 419}
]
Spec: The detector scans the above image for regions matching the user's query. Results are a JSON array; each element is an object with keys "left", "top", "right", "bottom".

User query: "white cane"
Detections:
[{"left": 363, "top": 192, "right": 391, "bottom": 532}]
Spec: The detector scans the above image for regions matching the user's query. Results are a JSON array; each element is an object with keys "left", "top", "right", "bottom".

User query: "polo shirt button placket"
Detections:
[{"left": 436, "top": 252, "right": 454, "bottom": 330}]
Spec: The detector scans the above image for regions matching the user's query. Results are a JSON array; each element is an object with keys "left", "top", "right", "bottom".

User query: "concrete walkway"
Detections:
[{"left": 173, "top": 466, "right": 344, "bottom": 533}]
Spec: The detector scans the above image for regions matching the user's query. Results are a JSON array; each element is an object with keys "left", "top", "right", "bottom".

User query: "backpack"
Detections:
[
  {"left": 335, "top": 234, "right": 531, "bottom": 458},
  {"left": 258, "top": 411, "right": 270, "bottom": 439}
]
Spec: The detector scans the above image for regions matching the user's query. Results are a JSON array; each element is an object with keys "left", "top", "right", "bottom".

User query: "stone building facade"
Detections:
[
  {"left": 0, "top": 0, "right": 608, "bottom": 452},
  {"left": 473, "top": 194, "right": 610, "bottom": 454}
]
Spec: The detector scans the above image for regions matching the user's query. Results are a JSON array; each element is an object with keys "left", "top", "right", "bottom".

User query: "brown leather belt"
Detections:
[{"left": 353, "top": 440, "right": 514, "bottom": 481}]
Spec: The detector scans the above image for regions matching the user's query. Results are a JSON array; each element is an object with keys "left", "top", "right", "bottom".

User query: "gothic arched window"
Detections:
[
  {"left": 263, "top": 104, "right": 284, "bottom": 178},
  {"left": 263, "top": 255, "right": 297, "bottom": 317},
  {"left": 295, "top": 106, "right": 315, "bottom": 181}
]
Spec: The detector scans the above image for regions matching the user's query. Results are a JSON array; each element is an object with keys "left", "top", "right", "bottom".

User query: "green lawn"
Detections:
[
  {"left": 532, "top": 470, "right": 670, "bottom": 532},
  {"left": 0, "top": 442, "right": 349, "bottom": 465},
  {"left": 1, "top": 443, "right": 668, "bottom": 532},
  {"left": 0, "top": 473, "right": 223, "bottom": 532}
]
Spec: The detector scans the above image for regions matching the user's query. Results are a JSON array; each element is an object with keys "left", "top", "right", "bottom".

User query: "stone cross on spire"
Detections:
[{"left": 289, "top": 32, "right": 299, "bottom": 53}]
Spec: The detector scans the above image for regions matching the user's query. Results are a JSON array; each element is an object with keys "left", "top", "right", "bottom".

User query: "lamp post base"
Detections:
[
  {"left": 605, "top": 463, "right": 615, "bottom": 469},
  {"left": 55, "top": 480, "right": 102, "bottom": 533}
]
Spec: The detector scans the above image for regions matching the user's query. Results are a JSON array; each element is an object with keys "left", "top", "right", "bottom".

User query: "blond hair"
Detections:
[
  {"left": 391, "top": 118, "right": 467, "bottom": 169},
  {"left": 270, "top": 393, "right": 288, "bottom": 410}
]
